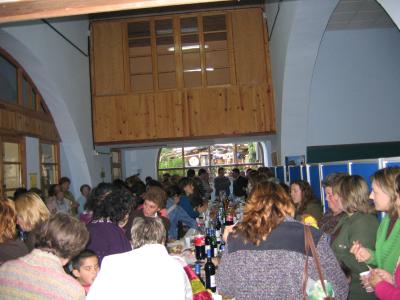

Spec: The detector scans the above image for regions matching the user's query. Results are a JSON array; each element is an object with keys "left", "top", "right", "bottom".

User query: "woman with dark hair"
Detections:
[
  {"left": 217, "top": 181, "right": 348, "bottom": 300},
  {"left": 0, "top": 199, "right": 28, "bottom": 265},
  {"left": 290, "top": 180, "right": 323, "bottom": 221},
  {"left": 178, "top": 177, "right": 207, "bottom": 220},
  {"left": 87, "top": 185, "right": 133, "bottom": 265},
  {"left": 0, "top": 213, "right": 89, "bottom": 299}
]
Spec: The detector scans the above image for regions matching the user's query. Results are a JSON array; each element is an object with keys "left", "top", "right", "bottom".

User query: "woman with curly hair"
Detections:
[
  {"left": 216, "top": 181, "right": 348, "bottom": 300},
  {"left": 290, "top": 180, "right": 323, "bottom": 221},
  {"left": 87, "top": 184, "right": 133, "bottom": 265},
  {"left": 0, "top": 199, "right": 28, "bottom": 264}
]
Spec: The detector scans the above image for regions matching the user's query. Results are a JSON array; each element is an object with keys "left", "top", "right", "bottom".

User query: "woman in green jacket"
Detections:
[
  {"left": 330, "top": 175, "right": 379, "bottom": 300},
  {"left": 351, "top": 168, "right": 400, "bottom": 284}
]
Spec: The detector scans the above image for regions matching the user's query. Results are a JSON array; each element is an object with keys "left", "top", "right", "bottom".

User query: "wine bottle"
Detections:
[
  {"left": 210, "top": 229, "right": 218, "bottom": 258},
  {"left": 205, "top": 228, "right": 212, "bottom": 257},
  {"left": 204, "top": 249, "right": 216, "bottom": 292},
  {"left": 194, "top": 234, "right": 206, "bottom": 260}
]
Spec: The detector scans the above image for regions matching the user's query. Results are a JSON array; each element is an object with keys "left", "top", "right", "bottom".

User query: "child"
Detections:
[{"left": 71, "top": 250, "right": 99, "bottom": 294}]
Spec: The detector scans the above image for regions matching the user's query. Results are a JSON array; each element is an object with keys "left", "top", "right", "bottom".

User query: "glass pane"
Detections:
[
  {"left": 236, "top": 143, "right": 262, "bottom": 164},
  {"left": 41, "top": 164, "right": 58, "bottom": 190},
  {"left": 6, "top": 190, "right": 14, "bottom": 198},
  {"left": 206, "top": 51, "right": 229, "bottom": 69},
  {"left": 130, "top": 56, "right": 152, "bottom": 74},
  {"left": 0, "top": 54, "right": 17, "bottom": 103},
  {"left": 4, "top": 164, "right": 21, "bottom": 189},
  {"left": 184, "top": 146, "right": 209, "bottom": 168},
  {"left": 204, "top": 32, "right": 228, "bottom": 50},
  {"left": 159, "top": 147, "right": 184, "bottom": 169},
  {"left": 181, "top": 34, "right": 200, "bottom": 52},
  {"left": 184, "top": 72, "right": 202, "bottom": 88},
  {"left": 158, "top": 72, "right": 176, "bottom": 89},
  {"left": 32, "top": 90, "right": 37, "bottom": 110},
  {"left": 210, "top": 144, "right": 234, "bottom": 166},
  {"left": 129, "top": 38, "right": 151, "bottom": 56},
  {"left": 157, "top": 36, "right": 175, "bottom": 54},
  {"left": 207, "top": 67, "right": 230, "bottom": 86},
  {"left": 156, "top": 19, "right": 173, "bottom": 36},
  {"left": 180, "top": 17, "right": 198, "bottom": 33},
  {"left": 158, "top": 54, "right": 175, "bottom": 73},
  {"left": 158, "top": 169, "right": 185, "bottom": 180},
  {"left": 131, "top": 74, "right": 153, "bottom": 91},
  {"left": 128, "top": 21, "right": 150, "bottom": 38},
  {"left": 112, "top": 152, "right": 120, "bottom": 163},
  {"left": 183, "top": 52, "right": 201, "bottom": 71},
  {"left": 203, "top": 15, "right": 226, "bottom": 32},
  {"left": 39, "top": 101, "right": 46, "bottom": 113},
  {"left": 40, "top": 143, "right": 55, "bottom": 163},
  {"left": 22, "top": 77, "right": 30, "bottom": 107},
  {"left": 113, "top": 168, "right": 121, "bottom": 179},
  {"left": 3, "top": 142, "right": 19, "bottom": 162}
]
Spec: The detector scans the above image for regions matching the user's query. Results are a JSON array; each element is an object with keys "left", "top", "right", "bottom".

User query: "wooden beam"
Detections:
[{"left": 0, "top": 0, "right": 231, "bottom": 24}]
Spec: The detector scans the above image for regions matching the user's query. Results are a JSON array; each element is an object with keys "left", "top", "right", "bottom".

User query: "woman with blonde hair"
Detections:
[
  {"left": 15, "top": 192, "right": 50, "bottom": 251},
  {"left": 0, "top": 199, "right": 28, "bottom": 264},
  {"left": 330, "top": 175, "right": 379, "bottom": 300},
  {"left": 216, "top": 181, "right": 348, "bottom": 300},
  {"left": 351, "top": 167, "right": 400, "bottom": 276}
]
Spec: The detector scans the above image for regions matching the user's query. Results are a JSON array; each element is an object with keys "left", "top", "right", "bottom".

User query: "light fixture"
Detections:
[
  {"left": 167, "top": 45, "right": 209, "bottom": 52},
  {"left": 184, "top": 67, "right": 214, "bottom": 73}
]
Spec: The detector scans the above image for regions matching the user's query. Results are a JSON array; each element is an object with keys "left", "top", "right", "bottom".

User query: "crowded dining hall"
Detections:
[{"left": 0, "top": 0, "right": 400, "bottom": 299}]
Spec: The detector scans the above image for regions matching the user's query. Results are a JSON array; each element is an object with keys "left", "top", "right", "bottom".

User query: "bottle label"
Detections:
[
  {"left": 205, "top": 245, "right": 210, "bottom": 252},
  {"left": 210, "top": 275, "right": 216, "bottom": 288},
  {"left": 194, "top": 235, "right": 205, "bottom": 247},
  {"left": 213, "top": 247, "right": 218, "bottom": 257}
]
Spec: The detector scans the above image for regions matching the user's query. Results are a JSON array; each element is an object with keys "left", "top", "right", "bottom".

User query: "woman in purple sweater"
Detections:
[{"left": 87, "top": 184, "right": 133, "bottom": 265}]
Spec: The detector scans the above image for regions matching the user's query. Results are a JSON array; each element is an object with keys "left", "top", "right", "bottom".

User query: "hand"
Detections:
[
  {"left": 350, "top": 241, "right": 371, "bottom": 262},
  {"left": 374, "top": 269, "right": 394, "bottom": 285},
  {"left": 368, "top": 269, "right": 384, "bottom": 288},
  {"left": 223, "top": 225, "right": 234, "bottom": 242}
]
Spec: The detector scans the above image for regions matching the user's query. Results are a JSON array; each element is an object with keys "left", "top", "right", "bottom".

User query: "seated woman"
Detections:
[
  {"left": 124, "top": 186, "right": 170, "bottom": 241},
  {"left": 15, "top": 192, "right": 50, "bottom": 251},
  {"left": 87, "top": 184, "right": 133, "bottom": 265},
  {"left": 178, "top": 177, "right": 207, "bottom": 220},
  {"left": 351, "top": 167, "right": 400, "bottom": 275},
  {"left": 290, "top": 180, "right": 323, "bottom": 221},
  {"left": 166, "top": 185, "right": 197, "bottom": 240},
  {"left": 0, "top": 199, "right": 29, "bottom": 265},
  {"left": 330, "top": 175, "right": 379, "bottom": 300},
  {"left": 217, "top": 181, "right": 349, "bottom": 300},
  {"left": 0, "top": 213, "right": 89, "bottom": 299}
]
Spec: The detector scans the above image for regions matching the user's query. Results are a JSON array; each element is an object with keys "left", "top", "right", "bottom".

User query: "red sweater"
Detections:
[{"left": 375, "top": 265, "right": 400, "bottom": 300}]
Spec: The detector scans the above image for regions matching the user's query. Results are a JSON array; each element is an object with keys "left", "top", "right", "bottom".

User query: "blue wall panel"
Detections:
[
  {"left": 350, "top": 162, "right": 379, "bottom": 189},
  {"left": 289, "top": 166, "right": 301, "bottom": 183},
  {"left": 276, "top": 166, "right": 285, "bottom": 184}
]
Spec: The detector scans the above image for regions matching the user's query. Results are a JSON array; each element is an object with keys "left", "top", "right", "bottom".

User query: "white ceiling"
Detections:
[{"left": 327, "top": 0, "right": 395, "bottom": 30}]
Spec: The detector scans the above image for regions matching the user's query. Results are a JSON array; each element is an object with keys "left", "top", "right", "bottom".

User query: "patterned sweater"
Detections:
[
  {"left": 216, "top": 218, "right": 349, "bottom": 300},
  {"left": 0, "top": 249, "right": 85, "bottom": 299}
]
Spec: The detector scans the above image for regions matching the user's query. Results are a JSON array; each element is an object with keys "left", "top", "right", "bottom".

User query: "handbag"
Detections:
[{"left": 303, "top": 225, "right": 335, "bottom": 300}]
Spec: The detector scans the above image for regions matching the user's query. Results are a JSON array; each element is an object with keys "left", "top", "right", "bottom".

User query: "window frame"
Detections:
[
  {"left": 39, "top": 141, "right": 60, "bottom": 195},
  {"left": 111, "top": 149, "right": 122, "bottom": 181}
]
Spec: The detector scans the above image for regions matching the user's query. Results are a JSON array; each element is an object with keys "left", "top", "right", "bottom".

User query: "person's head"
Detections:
[
  {"left": 48, "top": 184, "right": 61, "bottom": 197},
  {"left": 93, "top": 186, "right": 133, "bottom": 223},
  {"left": 198, "top": 168, "right": 208, "bottom": 180},
  {"left": 186, "top": 169, "right": 195, "bottom": 178},
  {"left": 333, "top": 175, "right": 373, "bottom": 215},
  {"left": 234, "top": 181, "right": 294, "bottom": 246},
  {"left": 145, "top": 176, "right": 153, "bottom": 185},
  {"left": 167, "top": 185, "right": 181, "bottom": 203},
  {"left": 218, "top": 167, "right": 225, "bottom": 177},
  {"left": 290, "top": 180, "right": 314, "bottom": 207},
  {"left": 370, "top": 167, "right": 400, "bottom": 216},
  {"left": 0, "top": 199, "right": 18, "bottom": 243},
  {"left": 15, "top": 192, "right": 50, "bottom": 232},
  {"left": 232, "top": 168, "right": 240, "bottom": 179},
  {"left": 88, "top": 183, "right": 114, "bottom": 216},
  {"left": 245, "top": 168, "right": 253, "bottom": 177},
  {"left": 13, "top": 187, "right": 28, "bottom": 200},
  {"left": 59, "top": 177, "right": 71, "bottom": 192},
  {"left": 178, "top": 177, "right": 195, "bottom": 196},
  {"left": 80, "top": 184, "right": 91, "bottom": 198},
  {"left": 322, "top": 173, "right": 347, "bottom": 214},
  {"left": 28, "top": 188, "right": 44, "bottom": 200},
  {"left": 142, "top": 186, "right": 167, "bottom": 217},
  {"left": 130, "top": 217, "right": 166, "bottom": 249},
  {"left": 55, "top": 190, "right": 64, "bottom": 200},
  {"left": 35, "top": 213, "right": 89, "bottom": 263},
  {"left": 71, "top": 250, "right": 99, "bottom": 286}
]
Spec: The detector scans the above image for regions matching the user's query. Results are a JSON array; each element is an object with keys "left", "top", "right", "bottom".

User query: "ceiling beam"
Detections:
[{"left": 0, "top": 0, "right": 232, "bottom": 24}]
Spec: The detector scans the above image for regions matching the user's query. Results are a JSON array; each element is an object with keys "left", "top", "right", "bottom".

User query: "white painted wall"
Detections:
[
  {"left": 308, "top": 27, "right": 400, "bottom": 146},
  {"left": 0, "top": 17, "right": 105, "bottom": 196},
  {"left": 25, "top": 137, "right": 40, "bottom": 189},
  {"left": 378, "top": 0, "right": 400, "bottom": 29}
]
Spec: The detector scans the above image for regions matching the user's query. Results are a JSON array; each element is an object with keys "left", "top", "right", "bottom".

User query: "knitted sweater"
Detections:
[
  {"left": 367, "top": 216, "right": 400, "bottom": 274},
  {"left": 216, "top": 219, "right": 349, "bottom": 300},
  {"left": 0, "top": 249, "right": 85, "bottom": 299}
]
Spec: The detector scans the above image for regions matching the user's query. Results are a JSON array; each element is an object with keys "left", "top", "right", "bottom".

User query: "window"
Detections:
[
  {"left": 111, "top": 149, "right": 122, "bottom": 180},
  {"left": 127, "top": 12, "right": 232, "bottom": 92},
  {"left": 1, "top": 137, "right": 25, "bottom": 198},
  {"left": 0, "top": 49, "right": 49, "bottom": 114},
  {"left": 40, "top": 142, "right": 59, "bottom": 193},
  {"left": 157, "top": 142, "right": 264, "bottom": 179}
]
